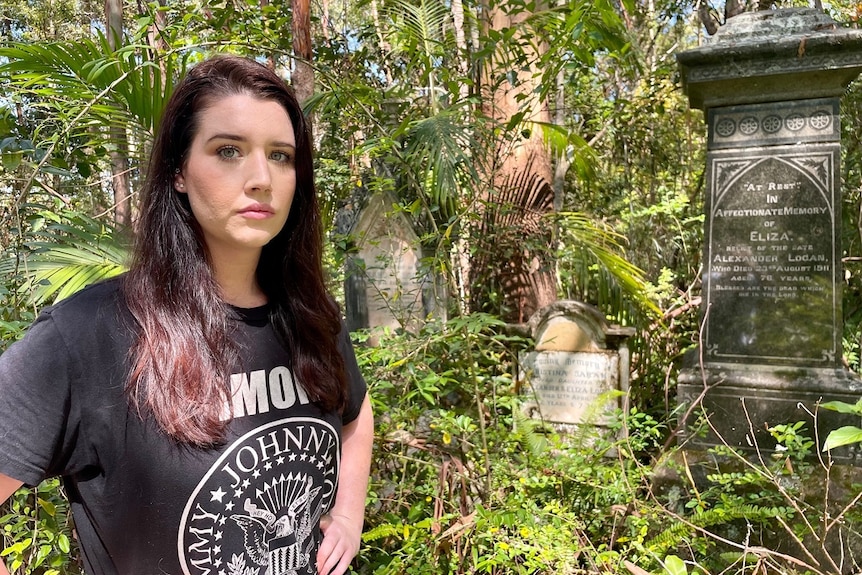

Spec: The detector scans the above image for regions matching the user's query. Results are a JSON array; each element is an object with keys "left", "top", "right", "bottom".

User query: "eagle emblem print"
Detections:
[{"left": 179, "top": 418, "right": 340, "bottom": 575}]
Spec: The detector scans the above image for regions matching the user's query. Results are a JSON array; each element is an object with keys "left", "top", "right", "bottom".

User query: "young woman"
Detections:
[{"left": 0, "top": 54, "right": 373, "bottom": 575}]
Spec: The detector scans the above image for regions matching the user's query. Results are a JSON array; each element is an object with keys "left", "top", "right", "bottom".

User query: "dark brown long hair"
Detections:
[{"left": 124, "top": 54, "right": 347, "bottom": 445}]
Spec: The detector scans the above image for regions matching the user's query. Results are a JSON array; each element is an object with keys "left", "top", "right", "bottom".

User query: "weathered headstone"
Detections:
[
  {"left": 343, "top": 192, "right": 442, "bottom": 334},
  {"left": 676, "top": 8, "right": 862, "bottom": 458},
  {"left": 520, "top": 301, "right": 634, "bottom": 427}
]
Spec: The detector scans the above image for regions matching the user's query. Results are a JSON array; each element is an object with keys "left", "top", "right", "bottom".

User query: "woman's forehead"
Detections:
[{"left": 193, "top": 94, "right": 296, "bottom": 143}]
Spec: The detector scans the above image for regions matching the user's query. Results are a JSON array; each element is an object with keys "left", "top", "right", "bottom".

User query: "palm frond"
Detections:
[
  {"left": 402, "top": 108, "right": 479, "bottom": 221},
  {"left": 556, "top": 211, "right": 660, "bottom": 317},
  {"left": 536, "top": 120, "right": 598, "bottom": 182},
  {"left": 0, "top": 35, "right": 181, "bottom": 169},
  {"left": 384, "top": 0, "right": 452, "bottom": 60},
  {"left": 0, "top": 211, "right": 129, "bottom": 306}
]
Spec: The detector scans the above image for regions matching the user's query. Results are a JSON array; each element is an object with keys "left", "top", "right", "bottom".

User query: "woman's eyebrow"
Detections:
[
  {"left": 206, "top": 133, "right": 244, "bottom": 143},
  {"left": 205, "top": 133, "right": 295, "bottom": 149}
]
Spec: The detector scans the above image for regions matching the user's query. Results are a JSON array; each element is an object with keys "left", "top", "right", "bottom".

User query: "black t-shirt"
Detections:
[{"left": 0, "top": 276, "right": 366, "bottom": 575}]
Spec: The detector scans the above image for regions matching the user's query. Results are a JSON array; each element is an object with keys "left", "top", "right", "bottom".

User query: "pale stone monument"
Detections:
[
  {"left": 676, "top": 8, "right": 862, "bottom": 458},
  {"left": 343, "top": 192, "right": 441, "bottom": 334},
  {"left": 520, "top": 301, "right": 634, "bottom": 427}
]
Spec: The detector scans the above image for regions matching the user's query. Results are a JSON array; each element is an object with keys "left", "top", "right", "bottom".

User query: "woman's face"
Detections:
[{"left": 174, "top": 93, "right": 297, "bottom": 264}]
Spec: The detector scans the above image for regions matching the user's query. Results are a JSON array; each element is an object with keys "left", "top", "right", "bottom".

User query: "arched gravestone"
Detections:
[
  {"left": 343, "top": 192, "right": 442, "bottom": 334},
  {"left": 676, "top": 8, "right": 862, "bottom": 459},
  {"left": 519, "top": 301, "right": 634, "bottom": 427}
]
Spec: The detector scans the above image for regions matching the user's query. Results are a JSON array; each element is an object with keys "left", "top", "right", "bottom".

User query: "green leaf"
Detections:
[
  {"left": 58, "top": 533, "right": 71, "bottom": 554},
  {"left": 663, "top": 555, "right": 687, "bottom": 575},
  {"left": 35, "top": 544, "right": 51, "bottom": 566},
  {"left": 1, "top": 150, "right": 22, "bottom": 171},
  {"left": 822, "top": 426, "right": 862, "bottom": 451},
  {"left": 820, "top": 398, "right": 862, "bottom": 415},
  {"left": 37, "top": 497, "right": 57, "bottom": 517},
  {"left": 1, "top": 537, "right": 33, "bottom": 556},
  {"left": 0, "top": 137, "right": 18, "bottom": 150}
]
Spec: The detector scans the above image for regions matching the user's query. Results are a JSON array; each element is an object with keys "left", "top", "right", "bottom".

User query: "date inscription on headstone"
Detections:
[{"left": 704, "top": 147, "right": 840, "bottom": 365}]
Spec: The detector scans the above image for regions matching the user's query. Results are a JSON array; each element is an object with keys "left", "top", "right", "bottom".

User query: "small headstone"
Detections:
[{"left": 519, "top": 301, "right": 634, "bottom": 427}]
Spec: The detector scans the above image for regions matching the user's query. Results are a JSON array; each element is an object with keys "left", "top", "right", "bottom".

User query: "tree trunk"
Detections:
[
  {"left": 552, "top": 66, "right": 568, "bottom": 212},
  {"left": 320, "top": 0, "right": 331, "bottom": 40},
  {"left": 146, "top": 0, "right": 168, "bottom": 73},
  {"left": 291, "top": 0, "right": 314, "bottom": 108},
  {"left": 105, "top": 0, "right": 131, "bottom": 227},
  {"left": 369, "top": 0, "right": 393, "bottom": 84},
  {"left": 471, "top": 2, "right": 557, "bottom": 323}
]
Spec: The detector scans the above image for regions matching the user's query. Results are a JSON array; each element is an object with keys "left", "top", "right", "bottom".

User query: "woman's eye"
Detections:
[
  {"left": 217, "top": 146, "right": 240, "bottom": 160},
  {"left": 271, "top": 151, "right": 293, "bottom": 163}
]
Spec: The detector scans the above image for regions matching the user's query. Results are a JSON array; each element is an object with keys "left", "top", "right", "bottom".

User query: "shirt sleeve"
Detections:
[
  {"left": 337, "top": 325, "right": 367, "bottom": 425},
  {"left": 0, "top": 311, "right": 78, "bottom": 486}
]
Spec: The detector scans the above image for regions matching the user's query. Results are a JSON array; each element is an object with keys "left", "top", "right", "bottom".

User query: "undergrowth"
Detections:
[
  {"left": 354, "top": 318, "right": 862, "bottom": 575},
  {"left": 2, "top": 310, "right": 862, "bottom": 573}
]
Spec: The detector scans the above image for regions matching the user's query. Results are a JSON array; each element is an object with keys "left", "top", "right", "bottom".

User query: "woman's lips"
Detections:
[{"left": 239, "top": 203, "right": 275, "bottom": 219}]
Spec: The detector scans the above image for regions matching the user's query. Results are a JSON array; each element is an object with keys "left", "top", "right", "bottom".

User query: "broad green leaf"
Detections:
[
  {"left": 823, "top": 426, "right": 862, "bottom": 451},
  {"left": 58, "top": 533, "right": 71, "bottom": 554},
  {"left": 664, "top": 555, "right": 688, "bottom": 575},
  {"left": 820, "top": 398, "right": 862, "bottom": 415}
]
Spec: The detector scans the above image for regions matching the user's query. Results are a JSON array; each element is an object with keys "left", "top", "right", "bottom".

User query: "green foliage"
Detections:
[
  {"left": 0, "top": 207, "right": 129, "bottom": 307},
  {"left": 768, "top": 421, "right": 815, "bottom": 464},
  {"left": 646, "top": 504, "right": 794, "bottom": 556},
  {"left": 0, "top": 34, "right": 179, "bottom": 135},
  {"left": 820, "top": 399, "right": 862, "bottom": 451},
  {"left": 610, "top": 406, "right": 667, "bottom": 455},
  {"left": 356, "top": 316, "right": 613, "bottom": 574},
  {"left": 353, "top": 322, "right": 858, "bottom": 575},
  {"left": 0, "top": 480, "right": 80, "bottom": 574},
  {"left": 555, "top": 210, "right": 660, "bottom": 321},
  {"left": 0, "top": 32, "right": 188, "bottom": 216}
]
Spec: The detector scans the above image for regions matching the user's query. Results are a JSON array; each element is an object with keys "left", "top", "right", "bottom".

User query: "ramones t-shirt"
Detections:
[{"left": 0, "top": 276, "right": 367, "bottom": 575}]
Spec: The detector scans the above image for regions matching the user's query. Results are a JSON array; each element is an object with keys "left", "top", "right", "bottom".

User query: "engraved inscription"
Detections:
[
  {"left": 704, "top": 149, "right": 839, "bottom": 365},
  {"left": 521, "top": 351, "right": 619, "bottom": 425}
]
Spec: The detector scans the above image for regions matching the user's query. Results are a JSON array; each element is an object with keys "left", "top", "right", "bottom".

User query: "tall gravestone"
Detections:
[
  {"left": 676, "top": 9, "right": 862, "bottom": 457},
  {"left": 343, "top": 192, "right": 442, "bottom": 335}
]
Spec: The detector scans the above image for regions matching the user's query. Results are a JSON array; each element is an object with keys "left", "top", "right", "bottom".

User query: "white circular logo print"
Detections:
[{"left": 179, "top": 418, "right": 340, "bottom": 575}]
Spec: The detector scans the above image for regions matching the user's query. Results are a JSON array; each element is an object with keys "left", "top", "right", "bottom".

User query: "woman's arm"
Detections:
[
  {"left": 316, "top": 394, "right": 373, "bottom": 575},
  {"left": 0, "top": 473, "right": 25, "bottom": 575}
]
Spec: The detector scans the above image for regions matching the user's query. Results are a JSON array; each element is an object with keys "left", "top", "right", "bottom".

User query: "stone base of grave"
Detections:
[{"left": 677, "top": 362, "right": 862, "bottom": 463}]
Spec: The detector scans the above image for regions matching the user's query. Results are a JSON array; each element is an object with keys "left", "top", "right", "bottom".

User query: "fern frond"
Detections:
[
  {"left": 362, "top": 523, "right": 405, "bottom": 542},
  {"left": 646, "top": 505, "right": 793, "bottom": 554},
  {"left": 511, "top": 407, "right": 549, "bottom": 457}
]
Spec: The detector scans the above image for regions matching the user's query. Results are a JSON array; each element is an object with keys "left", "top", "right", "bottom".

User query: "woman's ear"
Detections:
[{"left": 174, "top": 173, "right": 186, "bottom": 193}]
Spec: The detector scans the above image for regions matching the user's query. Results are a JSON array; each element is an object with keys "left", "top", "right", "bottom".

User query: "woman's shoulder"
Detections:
[
  {"left": 38, "top": 274, "right": 128, "bottom": 327},
  {"left": 7, "top": 275, "right": 132, "bottom": 367}
]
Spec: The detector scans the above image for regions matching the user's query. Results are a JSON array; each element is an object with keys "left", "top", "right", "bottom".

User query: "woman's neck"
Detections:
[{"left": 211, "top": 252, "right": 267, "bottom": 308}]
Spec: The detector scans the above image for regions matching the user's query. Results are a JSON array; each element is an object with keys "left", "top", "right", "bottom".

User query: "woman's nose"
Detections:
[{"left": 245, "top": 152, "right": 272, "bottom": 192}]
